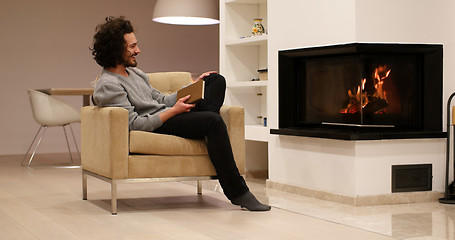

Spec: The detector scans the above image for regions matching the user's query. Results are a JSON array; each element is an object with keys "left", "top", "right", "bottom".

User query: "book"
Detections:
[
  {"left": 177, "top": 80, "right": 205, "bottom": 104},
  {"left": 258, "top": 68, "right": 268, "bottom": 81}
]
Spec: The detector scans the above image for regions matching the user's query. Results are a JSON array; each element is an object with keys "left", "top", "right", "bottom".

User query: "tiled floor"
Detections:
[
  {"left": 202, "top": 178, "right": 455, "bottom": 240},
  {"left": 1, "top": 153, "right": 455, "bottom": 239},
  {"left": 266, "top": 184, "right": 455, "bottom": 240}
]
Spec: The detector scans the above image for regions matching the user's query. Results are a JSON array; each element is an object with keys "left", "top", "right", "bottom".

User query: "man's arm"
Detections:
[{"left": 94, "top": 80, "right": 164, "bottom": 131}]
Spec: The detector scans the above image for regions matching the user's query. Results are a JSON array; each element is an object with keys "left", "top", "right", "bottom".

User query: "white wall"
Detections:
[
  {"left": 0, "top": 0, "right": 219, "bottom": 155},
  {"left": 355, "top": 139, "right": 445, "bottom": 195},
  {"left": 268, "top": 0, "right": 357, "bottom": 131},
  {"left": 268, "top": 0, "right": 454, "bottom": 196},
  {"left": 269, "top": 136, "right": 357, "bottom": 195}
]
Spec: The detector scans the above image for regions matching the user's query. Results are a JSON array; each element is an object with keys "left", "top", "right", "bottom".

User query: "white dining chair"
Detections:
[{"left": 22, "top": 89, "right": 81, "bottom": 168}]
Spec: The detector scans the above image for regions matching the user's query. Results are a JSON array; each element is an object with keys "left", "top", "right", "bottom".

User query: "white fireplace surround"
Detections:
[{"left": 266, "top": 0, "right": 455, "bottom": 204}]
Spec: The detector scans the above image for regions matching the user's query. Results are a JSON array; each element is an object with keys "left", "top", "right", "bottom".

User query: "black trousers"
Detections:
[{"left": 154, "top": 73, "right": 249, "bottom": 200}]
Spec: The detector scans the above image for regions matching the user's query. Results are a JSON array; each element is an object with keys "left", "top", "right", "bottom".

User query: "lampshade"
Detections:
[{"left": 153, "top": 0, "right": 219, "bottom": 25}]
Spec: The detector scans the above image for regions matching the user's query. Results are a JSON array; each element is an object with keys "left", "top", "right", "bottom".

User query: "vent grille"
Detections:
[{"left": 392, "top": 164, "right": 432, "bottom": 193}]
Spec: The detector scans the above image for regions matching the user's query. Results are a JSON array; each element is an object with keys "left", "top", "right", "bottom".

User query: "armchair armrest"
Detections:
[
  {"left": 81, "top": 106, "right": 129, "bottom": 179},
  {"left": 220, "top": 105, "right": 246, "bottom": 175}
]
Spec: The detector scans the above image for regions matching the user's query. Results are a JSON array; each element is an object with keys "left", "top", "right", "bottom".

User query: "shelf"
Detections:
[
  {"left": 227, "top": 80, "right": 268, "bottom": 88},
  {"left": 221, "top": 0, "right": 268, "bottom": 143},
  {"left": 226, "top": 34, "right": 268, "bottom": 46},
  {"left": 245, "top": 124, "right": 269, "bottom": 142},
  {"left": 226, "top": 0, "right": 267, "bottom": 4}
]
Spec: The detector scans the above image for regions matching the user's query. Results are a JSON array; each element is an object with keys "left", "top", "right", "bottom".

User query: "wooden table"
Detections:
[{"left": 37, "top": 88, "right": 94, "bottom": 106}]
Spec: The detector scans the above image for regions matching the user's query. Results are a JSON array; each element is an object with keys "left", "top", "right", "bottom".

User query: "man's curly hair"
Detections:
[{"left": 91, "top": 16, "right": 134, "bottom": 68}]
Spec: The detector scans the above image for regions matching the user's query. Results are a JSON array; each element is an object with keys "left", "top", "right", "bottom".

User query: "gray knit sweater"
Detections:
[{"left": 93, "top": 68, "right": 177, "bottom": 131}]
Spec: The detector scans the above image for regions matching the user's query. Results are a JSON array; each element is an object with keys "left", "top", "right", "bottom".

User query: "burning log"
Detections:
[{"left": 363, "top": 97, "right": 389, "bottom": 114}]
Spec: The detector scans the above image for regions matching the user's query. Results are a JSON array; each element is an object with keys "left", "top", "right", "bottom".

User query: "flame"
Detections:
[
  {"left": 373, "top": 67, "right": 391, "bottom": 100},
  {"left": 340, "top": 66, "right": 391, "bottom": 114}
]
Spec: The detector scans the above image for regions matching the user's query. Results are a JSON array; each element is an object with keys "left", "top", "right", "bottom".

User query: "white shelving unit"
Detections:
[
  {"left": 220, "top": 0, "right": 268, "bottom": 142},
  {"left": 227, "top": 80, "right": 268, "bottom": 88},
  {"left": 225, "top": 34, "right": 268, "bottom": 46}
]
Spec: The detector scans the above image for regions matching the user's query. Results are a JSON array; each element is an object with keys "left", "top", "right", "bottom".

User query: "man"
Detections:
[{"left": 91, "top": 16, "right": 270, "bottom": 211}]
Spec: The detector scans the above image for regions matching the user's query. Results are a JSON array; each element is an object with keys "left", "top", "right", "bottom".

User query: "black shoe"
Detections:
[{"left": 231, "top": 191, "right": 271, "bottom": 211}]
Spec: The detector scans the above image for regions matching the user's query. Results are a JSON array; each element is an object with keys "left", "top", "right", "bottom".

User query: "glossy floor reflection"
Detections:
[
  {"left": 1, "top": 153, "right": 454, "bottom": 239},
  {"left": 198, "top": 176, "right": 455, "bottom": 240},
  {"left": 249, "top": 180, "right": 455, "bottom": 240}
]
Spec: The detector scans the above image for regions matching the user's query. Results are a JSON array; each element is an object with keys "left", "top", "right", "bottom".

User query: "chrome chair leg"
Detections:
[
  {"left": 197, "top": 180, "right": 203, "bottom": 195},
  {"left": 62, "top": 125, "right": 74, "bottom": 164},
  {"left": 22, "top": 125, "right": 43, "bottom": 166},
  {"left": 68, "top": 124, "right": 81, "bottom": 160},
  {"left": 111, "top": 181, "right": 118, "bottom": 215},
  {"left": 22, "top": 124, "right": 80, "bottom": 168},
  {"left": 24, "top": 126, "right": 48, "bottom": 168},
  {"left": 82, "top": 171, "right": 87, "bottom": 200}
]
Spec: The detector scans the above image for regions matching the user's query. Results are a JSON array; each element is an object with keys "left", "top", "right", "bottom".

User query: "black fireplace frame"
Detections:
[{"left": 271, "top": 43, "right": 445, "bottom": 140}]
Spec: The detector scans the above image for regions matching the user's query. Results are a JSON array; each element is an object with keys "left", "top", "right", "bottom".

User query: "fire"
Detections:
[
  {"left": 373, "top": 66, "right": 390, "bottom": 100},
  {"left": 340, "top": 65, "right": 391, "bottom": 114}
]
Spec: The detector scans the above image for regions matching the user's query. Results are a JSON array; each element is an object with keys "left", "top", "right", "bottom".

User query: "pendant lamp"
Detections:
[{"left": 153, "top": 0, "right": 219, "bottom": 25}]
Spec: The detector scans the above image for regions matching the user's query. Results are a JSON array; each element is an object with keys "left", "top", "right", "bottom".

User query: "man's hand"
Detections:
[
  {"left": 172, "top": 95, "right": 195, "bottom": 114},
  {"left": 194, "top": 71, "right": 217, "bottom": 83},
  {"left": 159, "top": 95, "right": 195, "bottom": 123}
]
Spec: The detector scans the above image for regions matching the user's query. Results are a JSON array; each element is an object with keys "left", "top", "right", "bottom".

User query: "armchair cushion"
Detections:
[
  {"left": 128, "top": 155, "right": 216, "bottom": 178},
  {"left": 147, "top": 72, "right": 192, "bottom": 95},
  {"left": 129, "top": 131, "right": 208, "bottom": 155}
]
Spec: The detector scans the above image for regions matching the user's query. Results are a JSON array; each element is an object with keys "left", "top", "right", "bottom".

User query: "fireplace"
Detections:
[{"left": 271, "top": 43, "right": 445, "bottom": 140}]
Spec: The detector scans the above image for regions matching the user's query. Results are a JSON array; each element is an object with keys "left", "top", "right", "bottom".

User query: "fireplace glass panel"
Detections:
[
  {"left": 276, "top": 43, "right": 443, "bottom": 140},
  {"left": 299, "top": 54, "right": 420, "bottom": 128}
]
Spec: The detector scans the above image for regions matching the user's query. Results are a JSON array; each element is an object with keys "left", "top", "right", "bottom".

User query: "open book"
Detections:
[{"left": 176, "top": 80, "right": 205, "bottom": 104}]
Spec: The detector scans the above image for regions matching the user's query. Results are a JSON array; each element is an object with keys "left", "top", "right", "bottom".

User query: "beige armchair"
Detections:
[{"left": 81, "top": 72, "right": 245, "bottom": 214}]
